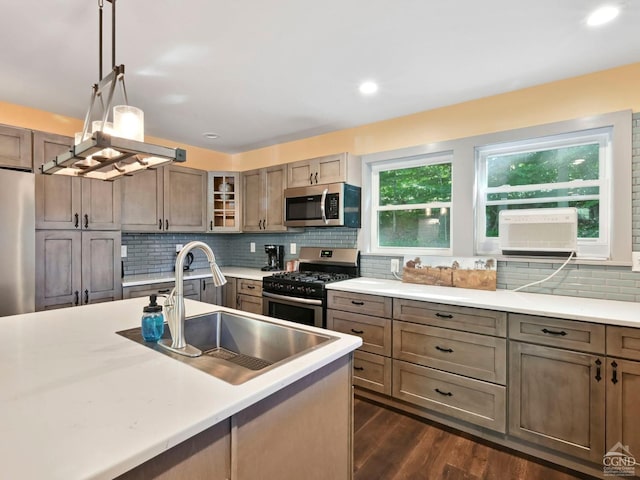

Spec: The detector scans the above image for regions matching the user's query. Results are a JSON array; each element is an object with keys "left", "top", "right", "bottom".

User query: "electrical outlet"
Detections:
[
  {"left": 121, "top": 246, "right": 127, "bottom": 258},
  {"left": 175, "top": 244, "right": 183, "bottom": 253},
  {"left": 250, "top": 242, "right": 256, "bottom": 253},
  {"left": 391, "top": 258, "right": 400, "bottom": 273},
  {"left": 290, "top": 243, "right": 297, "bottom": 255},
  {"left": 632, "top": 252, "right": 640, "bottom": 272}
]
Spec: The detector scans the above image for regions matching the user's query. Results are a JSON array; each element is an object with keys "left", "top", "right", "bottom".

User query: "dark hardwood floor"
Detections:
[{"left": 353, "top": 397, "right": 596, "bottom": 480}]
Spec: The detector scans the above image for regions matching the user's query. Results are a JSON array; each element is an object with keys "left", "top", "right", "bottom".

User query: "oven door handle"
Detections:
[
  {"left": 320, "top": 187, "right": 329, "bottom": 224},
  {"left": 263, "top": 291, "right": 323, "bottom": 306}
]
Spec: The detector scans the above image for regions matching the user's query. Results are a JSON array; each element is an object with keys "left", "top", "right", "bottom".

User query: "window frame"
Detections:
[
  {"left": 369, "top": 151, "right": 453, "bottom": 256},
  {"left": 475, "top": 128, "right": 612, "bottom": 259},
  {"left": 361, "top": 110, "right": 631, "bottom": 264}
]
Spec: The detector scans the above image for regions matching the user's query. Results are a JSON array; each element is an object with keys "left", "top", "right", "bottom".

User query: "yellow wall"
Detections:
[
  {"left": 231, "top": 62, "right": 640, "bottom": 170},
  {"left": 0, "top": 101, "right": 233, "bottom": 170},
  {"left": 2, "top": 62, "right": 639, "bottom": 172}
]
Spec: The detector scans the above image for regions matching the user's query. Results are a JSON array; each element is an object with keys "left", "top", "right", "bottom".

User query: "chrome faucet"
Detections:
[{"left": 158, "top": 241, "right": 226, "bottom": 357}]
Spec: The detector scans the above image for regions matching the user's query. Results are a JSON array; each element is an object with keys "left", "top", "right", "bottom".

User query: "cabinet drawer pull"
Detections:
[
  {"left": 75, "top": 213, "right": 80, "bottom": 229},
  {"left": 84, "top": 289, "right": 89, "bottom": 304},
  {"left": 74, "top": 290, "right": 79, "bottom": 306},
  {"left": 435, "top": 313, "right": 453, "bottom": 319},
  {"left": 351, "top": 300, "right": 365, "bottom": 306},
  {"left": 246, "top": 285, "right": 256, "bottom": 290},
  {"left": 541, "top": 328, "right": 567, "bottom": 336},
  {"left": 612, "top": 361, "right": 618, "bottom": 384},
  {"left": 435, "top": 388, "right": 453, "bottom": 397},
  {"left": 350, "top": 329, "right": 364, "bottom": 334},
  {"left": 158, "top": 288, "right": 171, "bottom": 294},
  {"left": 354, "top": 366, "right": 364, "bottom": 371},
  {"left": 435, "top": 346, "right": 454, "bottom": 353},
  {"left": 159, "top": 219, "right": 162, "bottom": 230},
  {"left": 84, "top": 214, "right": 89, "bottom": 229},
  {"left": 595, "top": 358, "right": 602, "bottom": 382}
]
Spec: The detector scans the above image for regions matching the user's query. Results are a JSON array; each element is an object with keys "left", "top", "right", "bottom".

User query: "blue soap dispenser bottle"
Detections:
[{"left": 141, "top": 294, "right": 164, "bottom": 342}]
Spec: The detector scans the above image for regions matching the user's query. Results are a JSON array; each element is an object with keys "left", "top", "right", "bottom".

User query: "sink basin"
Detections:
[{"left": 117, "top": 311, "right": 338, "bottom": 384}]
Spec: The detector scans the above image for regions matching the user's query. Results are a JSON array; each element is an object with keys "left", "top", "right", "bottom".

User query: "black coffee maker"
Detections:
[{"left": 262, "top": 244, "right": 284, "bottom": 271}]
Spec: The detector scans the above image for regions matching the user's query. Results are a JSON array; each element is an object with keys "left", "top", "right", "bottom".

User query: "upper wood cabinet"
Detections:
[
  {"left": 121, "top": 165, "right": 207, "bottom": 232},
  {"left": 0, "top": 124, "right": 32, "bottom": 171},
  {"left": 34, "top": 131, "right": 121, "bottom": 230},
  {"left": 35, "top": 230, "right": 122, "bottom": 310},
  {"left": 207, "top": 172, "right": 241, "bottom": 232},
  {"left": 242, "top": 165, "right": 287, "bottom": 232},
  {"left": 287, "top": 152, "right": 361, "bottom": 188}
]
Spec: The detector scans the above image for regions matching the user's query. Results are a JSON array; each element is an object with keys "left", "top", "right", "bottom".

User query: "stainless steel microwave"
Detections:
[{"left": 284, "top": 182, "right": 361, "bottom": 227}]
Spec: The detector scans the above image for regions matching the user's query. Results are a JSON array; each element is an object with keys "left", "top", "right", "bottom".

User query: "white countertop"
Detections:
[
  {"left": 0, "top": 298, "right": 361, "bottom": 480},
  {"left": 326, "top": 278, "right": 640, "bottom": 328},
  {"left": 123, "top": 266, "right": 275, "bottom": 286}
]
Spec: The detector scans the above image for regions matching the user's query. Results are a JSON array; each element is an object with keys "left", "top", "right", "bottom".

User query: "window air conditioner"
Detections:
[{"left": 499, "top": 208, "right": 577, "bottom": 256}]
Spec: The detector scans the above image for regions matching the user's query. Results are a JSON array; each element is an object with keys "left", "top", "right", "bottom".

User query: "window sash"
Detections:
[{"left": 476, "top": 128, "right": 611, "bottom": 258}]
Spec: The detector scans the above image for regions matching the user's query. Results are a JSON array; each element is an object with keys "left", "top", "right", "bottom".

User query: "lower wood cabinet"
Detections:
[
  {"left": 122, "top": 279, "right": 200, "bottom": 301},
  {"left": 236, "top": 278, "right": 263, "bottom": 315},
  {"left": 117, "top": 355, "right": 353, "bottom": 480},
  {"left": 352, "top": 351, "right": 391, "bottom": 395},
  {"left": 36, "top": 230, "right": 122, "bottom": 310},
  {"left": 508, "top": 341, "right": 605, "bottom": 462},
  {"left": 393, "top": 359, "right": 506, "bottom": 433},
  {"left": 606, "top": 358, "right": 640, "bottom": 457}
]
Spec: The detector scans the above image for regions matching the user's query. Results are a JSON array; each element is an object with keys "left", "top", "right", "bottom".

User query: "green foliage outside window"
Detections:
[{"left": 485, "top": 143, "right": 600, "bottom": 238}]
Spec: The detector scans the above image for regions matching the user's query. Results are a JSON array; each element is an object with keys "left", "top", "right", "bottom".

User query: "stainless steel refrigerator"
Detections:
[{"left": 0, "top": 168, "right": 35, "bottom": 316}]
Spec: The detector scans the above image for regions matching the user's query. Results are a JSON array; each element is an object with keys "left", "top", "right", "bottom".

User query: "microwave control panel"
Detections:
[{"left": 326, "top": 193, "right": 339, "bottom": 219}]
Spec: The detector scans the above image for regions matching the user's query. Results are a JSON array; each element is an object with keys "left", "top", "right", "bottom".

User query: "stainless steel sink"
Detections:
[{"left": 117, "top": 311, "right": 338, "bottom": 384}]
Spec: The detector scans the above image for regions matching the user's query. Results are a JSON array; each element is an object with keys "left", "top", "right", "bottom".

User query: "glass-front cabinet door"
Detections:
[{"left": 208, "top": 172, "right": 241, "bottom": 232}]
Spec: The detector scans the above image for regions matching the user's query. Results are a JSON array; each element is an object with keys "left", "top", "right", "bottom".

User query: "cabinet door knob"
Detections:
[
  {"left": 74, "top": 290, "right": 79, "bottom": 306},
  {"left": 210, "top": 220, "right": 213, "bottom": 230},
  {"left": 84, "top": 214, "right": 89, "bottom": 229},
  {"left": 595, "top": 358, "right": 602, "bottom": 382},
  {"left": 84, "top": 289, "right": 89, "bottom": 304},
  {"left": 158, "top": 219, "right": 162, "bottom": 230},
  {"left": 75, "top": 213, "right": 80, "bottom": 229},
  {"left": 309, "top": 173, "right": 313, "bottom": 184},
  {"left": 314, "top": 172, "right": 318, "bottom": 184},
  {"left": 165, "top": 219, "right": 169, "bottom": 230},
  {"left": 611, "top": 361, "right": 618, "bottom": 384}
]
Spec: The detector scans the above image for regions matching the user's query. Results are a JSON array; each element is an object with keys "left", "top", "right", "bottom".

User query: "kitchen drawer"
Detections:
[
  {"left": 123, "top": 279, "right": 200, "bottom": 301},
  {"left": 392, "top": 360, "right": 506, "bottom": 433},
  {"left": 393, "top": 298, "right": 506, "bottom": 337},
  {"left": 327, "top": 309, "right": 391, "bottom": 356},
  {"left": 393, "top": 321, "right": 506, "bottom": 384},
  {"left": 509, "top": 313, "right": 605, "bottom": 354},
  {"left": 237, "top": 278, "right": 262, "bottom": 297},
  {"left": 607, "top": 325, "right": 640, "bottom": 361},
  {"left": 327, "top": 290, "right": 392, "bottom": 318},
  {"left": 353, "top": 351, "right": 391, "bottom": 395}
]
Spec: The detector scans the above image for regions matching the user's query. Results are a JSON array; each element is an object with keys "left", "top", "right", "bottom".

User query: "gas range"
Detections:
[
  {"left": 262, "top": 247, "right": 359, "bottom": 328},
  {"left": 263, "top": 271, "right": 353, "bottom": 300}
]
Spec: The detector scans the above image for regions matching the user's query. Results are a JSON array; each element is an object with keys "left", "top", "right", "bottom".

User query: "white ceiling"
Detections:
[{"left": 1, "top": 1, "right": 639, "bottom": 154}]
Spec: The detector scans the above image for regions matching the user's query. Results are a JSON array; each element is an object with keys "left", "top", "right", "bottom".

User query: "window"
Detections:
[
  {"left": 476, "top": 128, "right": 612, "bottom": 259},
  {"left": 370, "top": 153, "right": 452, "bottom": 254}
]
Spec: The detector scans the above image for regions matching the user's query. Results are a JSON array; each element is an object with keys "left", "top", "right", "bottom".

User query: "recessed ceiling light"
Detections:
[
  {"left": 202, "top": 132, "right": 219, "bottom": 140},
  {"left": 359, "top": 81, "right": 378, "bottom": 95},
  {"left": 587, "top": 5, "right": 620, "bottom": 26}
]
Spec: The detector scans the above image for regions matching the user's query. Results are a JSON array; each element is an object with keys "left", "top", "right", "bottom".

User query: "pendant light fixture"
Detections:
[{"left": 40, "top": 0, "right": 186, "bottom": 181}]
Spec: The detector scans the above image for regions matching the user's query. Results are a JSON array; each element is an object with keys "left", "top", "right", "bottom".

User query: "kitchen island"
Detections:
[{"left": 0, "top": 298, "right": 361, "bottom": 479}]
